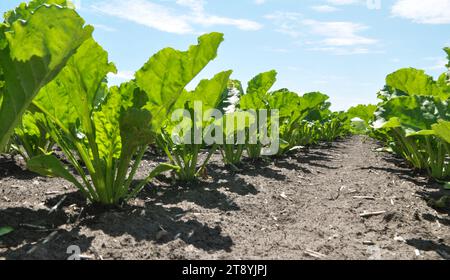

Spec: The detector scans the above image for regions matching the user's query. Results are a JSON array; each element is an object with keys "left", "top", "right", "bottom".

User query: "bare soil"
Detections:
[{"left": 0, "top": 136, "right": 449, "bottom": 260}]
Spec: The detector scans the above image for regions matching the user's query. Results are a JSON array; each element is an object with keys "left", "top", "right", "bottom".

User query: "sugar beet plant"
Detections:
[
  {"left": 373, "top": 48, "right": 450, "bottom": 183},
  {"left": 218, "top": 111, "right": 255, "bottom": 167},
  {"left": 26, "top": 32, "right": 224, "bottom": 204},
  {"left": 238, "top": 70, "right": 280, "bottom": 159},
  {"left": 157, "top": 70, "right": 233, "bottom": 182},
  {"left": 217, "top": 80, "right": 255, "bottom": 166}
]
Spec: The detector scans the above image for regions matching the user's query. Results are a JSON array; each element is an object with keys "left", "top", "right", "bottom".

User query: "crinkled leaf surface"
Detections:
[
  {"left": 246, "top": 70, "right": 277, "bottom": 96},
  {"left": 386, "top": 68, "right": 447, "bottom": 99},
  {"left": 0, "top": 4, "right": 92, "bottom": 149},
  {"left": 347, "top": 104, "right": 377, "bottom": 123},
  {"left": 268, "top": 89, "right": 302, "bottom": 118},
  {"left": 374, "top": 95, "right": 450, "bottom": 133},
  {"left": 432, "top": 120, "right": 450, "bottom": 144},
  {"left": 135, "top": 32, "right": 224, "bottom": 133},
  {"left": 34, "top": 38, "right": 116, "bottom": 131}
]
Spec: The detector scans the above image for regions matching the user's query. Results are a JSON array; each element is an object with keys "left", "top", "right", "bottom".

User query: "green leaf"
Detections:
[
  {"left": 15, "top": 112, "right": 42, "bottom": 139},
  {"left": 13, "top": 111, "right": 52, "bottom": 159},
  {"left": 299, "top": 92, "right": 330, "bottom": 112},
  {"left": 432, "top": 120, "right": 450, "bottom": 144},
  {"left": 135, "top": 32, "right": 224, "bottom": 133},
  {"left": 247, "top": 70, "right": 277, "bottom": 96},
  {"left": 437, "top": 73, "right": 450, "bottom": 95},
  {"left": 179, "top": 71, "right": 233, "bottom": 113},
  {"left": 406, "top": 129, "right": 436, "bottom": 137},
  {"left": 373, "top": 116, "right": 401, "bottom": 129},
  {"left": 32, "top": 78, "right": 78, "bottom": 131},
  {"left": 299, "top": 92, "right": 330, "bottom": 121},
  {"left": 65, "top": 39, "right": 116, "bottom": 126},
  {"left": 386, "top": 68, "right": 447, "bottom": 99},
  {"left": 4, "top": 0, "right": 76, "bottom": 25},
  {"left": 238, "top": 71, "right": 278, "bottom": 111},
  {"left": 374, "top": 96, "right": 450, "bottom": 132},
  {"left": 27, "top": 154, "right": 82, "bottom": 188},
  {"left": 37, "top": 38, "right": 116, "bottom": 133},
  {"left": 148, "top": 163, "right": 179, "bottom": 179},
  {"left": 268, "top": 90, "right": 301, "bottom": 115},
  {"left": 93, "top": 87, "right": 123, "bottom": 159},
  {"left": 120, "top": 105, "right": 154, "bottom": 152},
  {"left": 347, "top": 104, "right": 377, "bottom": 123},
  {"left": 239, "top": 92, "right": 267, "bottom": 110},
  {"left": 347, "top": 104, "right": 377, "bottom": 134},
  {"left": 0, "top": 226, "right": 13, "bottom": 237},
  {"left": 444, "top": 182, "right": 450, "bottom": 190},
  {"left": 173, "top": 71, "right": 233, "bottom": 136},
  {"left": 0, "top": 4, "right": 93, "bottom": 150}
]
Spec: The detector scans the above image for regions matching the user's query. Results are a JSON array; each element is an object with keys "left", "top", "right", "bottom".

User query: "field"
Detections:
[{"left": 1, "top": 136, "right": 449, "bottom": 260}]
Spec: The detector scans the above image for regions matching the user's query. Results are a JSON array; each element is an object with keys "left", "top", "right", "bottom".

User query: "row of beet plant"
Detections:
[
  {"left": 0, "top": 0, "right": 351, "bottom": 217},
  {"left": 348, "top": 48, "right": 450, "bottom": 206},
  {"left": 157, "top": 69, "right": 351, "bottom": 181},
  {"left": 375, "top": 52, "right": 450, "bottom": 191}
]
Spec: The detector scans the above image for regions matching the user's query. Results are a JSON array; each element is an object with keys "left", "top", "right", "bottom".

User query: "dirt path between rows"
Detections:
[{"left": 0, "top": 136, "right": 449, "bottom": 260}]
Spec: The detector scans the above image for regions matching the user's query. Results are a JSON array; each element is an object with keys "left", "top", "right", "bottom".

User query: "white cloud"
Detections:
[
  {"left": 311, "top": 5, "right": 340, "bottom": 13},
  {"left": 265, "top": 12, "right": 378, "bottom": 55},
  {"left": 92, "top": 0, "right": 262, "bottom": 34},
  {"left": 313, "top": 0, "right": 380, "bottom": 12},
  {"left": 326, "top": 0, "right": 361, "bottom": 5},
  {"left": 391, "top": 0, "right": 450, "bottom": 24},
  {"left": 302, "top": 20, "right": 377, "bottom": 46},
  {"left": 192, "top": 16, "right": 262, "bottom": 31},
  {"left": 422, "top": 57, "right": 448, "bottom": 72},
  {"left": 176, "top": 0, "right": 205, "bottom": 14},
  {"left": 264, "top": 12, "right": 304, "bottom": 38},
  {"left": 311, "top": 0, "right": 369, "bottom": 14},
  {"left": 263, "top": 46, "right": 291, "bottom": 53},
  {"left": 254, "top": 0, "right": 266, "bottom": 5},
  {"left": 92, "top": 0, "right": 193, "bottom": 34},
  {"left": 307, "top": 46, "right": 373, "bottom": 55}
]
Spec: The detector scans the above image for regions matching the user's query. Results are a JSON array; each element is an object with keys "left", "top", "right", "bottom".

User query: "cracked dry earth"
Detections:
[{"left": 0, "top": 136, "right": 449, "bottom": 260}]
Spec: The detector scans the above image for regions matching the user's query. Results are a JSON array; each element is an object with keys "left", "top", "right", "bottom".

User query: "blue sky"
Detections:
[{"left": 2, "top": 0, "right": 450, "bottom": 110}]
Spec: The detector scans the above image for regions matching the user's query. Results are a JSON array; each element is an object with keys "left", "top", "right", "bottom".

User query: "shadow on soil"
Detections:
[
  {"left": 145, "top": 164, "right": 259, "bottom": 212},
  {"left": 236, "top": 159, "right": 288, "bottom": 181},
  {"left": 0, "top": 158, "right": 39, "bottom": 180},
  {"left": 0, "top": 174, "right": 236, "bottom": 259},
  {"left": 406, "top": 238, "right": 450, "bottom": 260},
  {"left": 270, "top": 147, "right": 340, "bottom": 172},
  {"left": 0, "top": 204, "right": 94, "bottom": 260}
]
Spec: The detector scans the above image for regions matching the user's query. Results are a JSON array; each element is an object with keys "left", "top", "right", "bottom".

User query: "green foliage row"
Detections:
[
  {"left": 0, "top": 1, "right": 350, "bottom": 208},
  {"left": 347, "top": 48, "right": 450, "bottom": 192}
]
